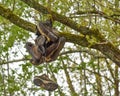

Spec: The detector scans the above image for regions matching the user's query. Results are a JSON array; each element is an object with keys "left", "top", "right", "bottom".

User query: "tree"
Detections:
[{"left": 0, "top": 0, "right": 120, "bottom": 96}]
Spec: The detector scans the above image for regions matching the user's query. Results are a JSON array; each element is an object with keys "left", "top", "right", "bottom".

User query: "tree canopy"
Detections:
[{"left": 0, "top": 0, "right": 120, "bottom": 96}]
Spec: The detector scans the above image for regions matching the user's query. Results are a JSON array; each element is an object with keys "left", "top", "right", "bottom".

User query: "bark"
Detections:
[
  {"left": 0, "top": 4, "right": 35, "bottom": 32},
  {"left": 0, "top": 3, "right": 120, "bottom": 67}
]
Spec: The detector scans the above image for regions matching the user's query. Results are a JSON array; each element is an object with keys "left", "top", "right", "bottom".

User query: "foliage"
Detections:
[{"left": 0, "top": 0, "right": 120, "bottom": 96}]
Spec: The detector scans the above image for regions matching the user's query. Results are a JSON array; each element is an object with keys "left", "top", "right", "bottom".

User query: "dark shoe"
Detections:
[
  {"left": 33, "top": 74, "right": 58, "bottom": 91},
  {"left": 37, "top": 21, "right": 58, "bottom": 42},
  {"left": 45, "top": 36, "right": 66, "bottom": 62},
  {"left": 25, "top": 42, "right": 44, "bottom": 65}
]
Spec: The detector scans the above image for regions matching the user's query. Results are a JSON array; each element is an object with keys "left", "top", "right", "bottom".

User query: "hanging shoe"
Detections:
[{"left": 33, "top": 74, "right": 58, "bottom": 91}]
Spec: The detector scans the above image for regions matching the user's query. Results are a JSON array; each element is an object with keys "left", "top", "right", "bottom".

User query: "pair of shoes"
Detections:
[{"left": 33, "top": 74, "right": 58, "bottom": 91}]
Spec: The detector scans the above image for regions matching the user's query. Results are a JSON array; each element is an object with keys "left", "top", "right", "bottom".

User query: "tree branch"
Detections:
[
  {"left": 20, "top": 0, "right": 105, "bottom": 40},
  {"left": 60, "top": 49, "right": 106, "bottom": 58},
  {"left": 61, "top": 58, "right": 78, "bottom": 96},
  {"left": 74, "top": 10, "right": 120, "bottom": 24},
  {"left": 0, "top": 3, "right": 120, "bottom": 67},
  {"left": 0, "top": 58, "right": 29, "bottom": 65},
  {"left": 0, "top": 4, "right": 36, "bottom": 32}
]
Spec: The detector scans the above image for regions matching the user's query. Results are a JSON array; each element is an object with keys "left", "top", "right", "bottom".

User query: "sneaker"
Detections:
[{"left": 33, "top": 74, "right": 58, "bottom": 91}]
